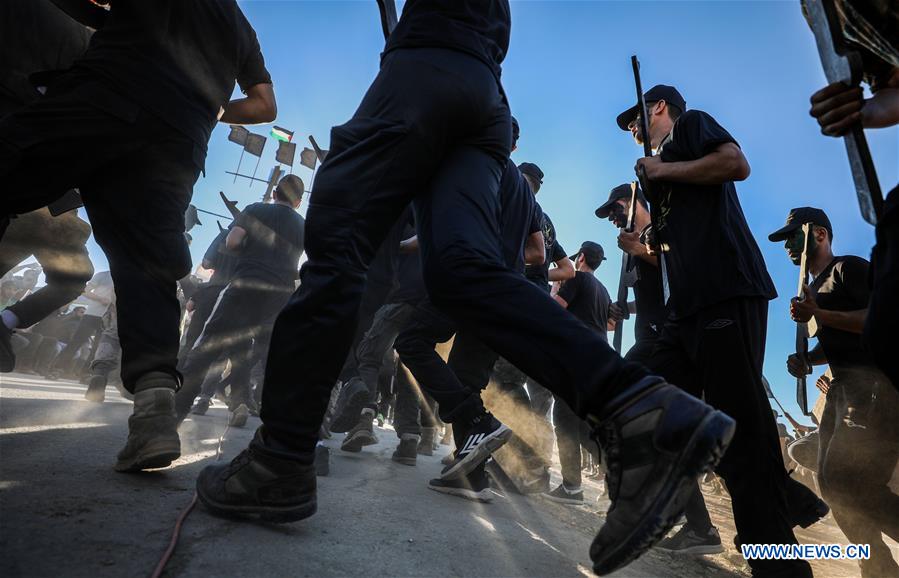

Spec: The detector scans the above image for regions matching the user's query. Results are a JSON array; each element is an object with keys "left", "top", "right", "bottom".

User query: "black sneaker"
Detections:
[
  {"left": 440, "top": 414, "right": 512, "bottom": 481},
  {"left": 429, "top": 467, "right": 492, "bottom": 503},
  {"left": 85, "top": 374, "right": 107, "bottom": 403},
  {"left": 0, "top": 323, "right": 14, "bottom": 373},
  {"left": 196, "top": 430, "right": 317, "bottom": 523},
  {"left": 543, "top": 483, "right": 584, "bottom": 505},
  {"left": 191, "top": 395, "right": 212, "bottom": 416},
  {"left": 656, "top": 525, "right": 724, "bottom": 555},
  {"left": 329, "top": 378, "right": 370, "bottom": 433},
  {"left": 314, "top": 444, "right": 330, "bottom": 477},
  {"left": 229, "top": 404, "right": 250, "bottom": 428},
  {"left": 340, "top": 411, "right": 377, "bottom": 453},
  {"left": 787, "top": 477, "right": 830, "bottom": 529},
  {"left": 392, "top": 436, "right": 418, "bottom": 466},
  {"left": 115, "top": 378, "right": 181, "bottom": 472},
  {"left": 587, "top": 377, "right": 735, "bottom": 576}
]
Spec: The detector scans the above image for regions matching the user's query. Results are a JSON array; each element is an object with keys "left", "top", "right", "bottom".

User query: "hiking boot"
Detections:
[
  {"left": 392, "top": 436, "right": 418, "bottom": 466},
  {"left": 440, "top": 427, "right": 452, "bottom": 446},
  {"left": 230, "top": 404, "right": 250, "bottom": 428},
  {"left": 0, "top": 323, "right": 14, "bottom": 373},
  {"left": 657, "top": 525, "right": 724, "bottom": 555},
  {"left": 418, "top": 427, "right": 436, "bottom": 456},
  {"left": 440, "top": 413, "right": 511, "bottom": 481},
  {"left": 429, "top": 465, "right": 492, "bottom": 503},
  {"left": 314, "top": 444, "right": 330, "bottom": 477},
  {"left": 85, "top": 374, "right": 107, "bottom": 403},
  {"left": 329, "top": 378, "right": 369, "bottom": 433},
  {"left": 587, "top": 376, "right": 735, "bottom": 576},
  {"left": 340, "top": 410, "right": 377, "bottom": 452},
  {"left": 114, "top": 374, "right": 181, "bottom": 472},
  {"left": 191, "top": 395, "right": 212, "bottom": 416},
  {"left": 543, "top": 483, "right": 584, "bottom": 505},
  {"left": 196, "top": 429, "right": 317, "bottom": 523}
]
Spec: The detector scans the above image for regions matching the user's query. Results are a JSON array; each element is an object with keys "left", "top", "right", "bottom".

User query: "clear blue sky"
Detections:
[{"left": 81, "top": 0, "right": 897, "bottom": 425}]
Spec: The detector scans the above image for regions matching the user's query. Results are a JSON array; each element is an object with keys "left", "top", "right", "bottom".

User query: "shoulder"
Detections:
[{"left": 834, "top": 255, "right": 869, "bottom": 276}]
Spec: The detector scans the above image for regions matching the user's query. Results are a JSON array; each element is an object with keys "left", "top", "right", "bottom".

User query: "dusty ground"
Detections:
[{"left": 0, "top": 372, "right": 890, "bottom": 577}]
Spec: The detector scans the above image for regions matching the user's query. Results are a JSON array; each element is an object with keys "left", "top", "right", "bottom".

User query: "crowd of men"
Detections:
[{"left": 1, "top": 1, "right": 897, "bottom": 577}]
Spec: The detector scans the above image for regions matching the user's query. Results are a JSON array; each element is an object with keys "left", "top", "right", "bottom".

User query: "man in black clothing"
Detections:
[
  {"left": 0, "top": 0, "right": 276, "bottom": 472},
  {"left": 176, "top": 175, "right": 305, "bottom": 427},
  {"left": 198, "top": 5, "right": 735, "bottom": 575},
  {"left": 619, "top": 84, "right": 809, "bottom": 577},
  {"left": 772, "top": 207, "right": 899, "bottom": 578},
  {"left": 544, "top": 241, "right": 610, "bottom": 505}
]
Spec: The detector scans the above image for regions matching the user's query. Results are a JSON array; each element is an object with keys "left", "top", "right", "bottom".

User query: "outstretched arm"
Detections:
[{"left": 220, "top": 83, "right": 277, "bottom": 125}]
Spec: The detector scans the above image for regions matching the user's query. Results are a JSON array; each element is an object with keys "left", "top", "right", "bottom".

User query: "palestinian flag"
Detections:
[{"left": 270, "top": 126, "right": 294, "bottom": 142}]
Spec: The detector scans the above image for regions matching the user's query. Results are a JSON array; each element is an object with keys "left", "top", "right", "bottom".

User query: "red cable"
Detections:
[{"left": 149, "top": 492, "right": 198, "bottom": 578}]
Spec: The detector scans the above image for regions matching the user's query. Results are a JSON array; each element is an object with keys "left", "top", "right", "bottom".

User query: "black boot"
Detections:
[
  {"left": 115, "top": 373, "right": 181, "bottom": 472},
  {"left": 392, "top": 435, "right": 419, "bottom": 466},
  {"left": 587, "top": 377, "right": 735, "bottom": 575},
  {"left": 196, "top": 428, "right": 317, "bottom": 523}
]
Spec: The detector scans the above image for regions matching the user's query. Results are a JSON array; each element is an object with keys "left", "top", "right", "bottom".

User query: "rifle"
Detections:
[
  {"left": 376, "top": 0, "right": 399, "bottom": 41},
  {"left": 631, "top": 55, "right": 670, "bottom": 304},
  {"left": 803, "top": 0, "right": 883, "bottom": 225},
  {"left": 219, "top": 191, "right": 241, "bottom": 220},
  {"left": 794, "top": 223, "right": 818, "bottom": 416},
  {"left": 612, "top": 181, "right": 639, "bottom": 353},
  {"left": 309, "top": 135, "right": 328, "bottom": 164}
]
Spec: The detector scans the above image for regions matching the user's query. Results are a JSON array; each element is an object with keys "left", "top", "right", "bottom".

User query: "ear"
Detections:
[{"left": 814, "top": 225, "right": 828, "bottom": 243}]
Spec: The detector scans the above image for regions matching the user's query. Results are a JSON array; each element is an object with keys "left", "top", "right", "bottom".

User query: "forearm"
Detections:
[
  {"left": 863, "top": 88, "right": 899, "bottom": 129},
  {"left": 220, "top": 96, "right": 276, "bottom": 125},
  {"left": 548, "top": 259, "right": 575, "bottom": 282},
  {"left": 808, "top": 344, "right": 827, "bottom": 366},
  {"left": 658, "top": 146, "right": 749, "bottom": 184},
  {"left": 814, "top": 308, "right": 866, "bottom": 334}
]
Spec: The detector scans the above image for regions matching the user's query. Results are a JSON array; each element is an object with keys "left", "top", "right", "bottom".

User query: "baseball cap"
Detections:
[
  {"left": 569, "top": 241, "right": 606, "bottom": 268},
  {"left": 616, "top": 85, "right": 688, "bottom": 131},
  {"left": 595, "top": 182, "right": 645, "bottom": 219},
  {"left": 768, "top": 207, "right": 833, "bottom": 242},
  {"left": 518, "top": 162, "right": 544, "bottom": 184}
]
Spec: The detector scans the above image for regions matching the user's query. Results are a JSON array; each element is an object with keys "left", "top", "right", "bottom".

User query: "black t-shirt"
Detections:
[
  {"left": 810, "top": 256, "right": 874, "bottom": 368},
  {"left": 232, "top": 203, "right": 305, "bottom": 288},
  {"left": 632, "top": 245, "right": 668, "bottom": 341},
  {"left": 654, "top": 110, "right": 776, "bottom": 319},
  {"left": 557, "top": 271, "right": 611, "bottom": 340},
  {"left": 385, "top": 0, "right": 511, "bottom": 79},
  {"left": 526, "top": 208, "right": 566, "bottom": 291},
  {"left": 498, "top": 159, "right": 541, "bottom": 273},
  {"left": 202, "top": 229, "right": 238, "bottom": 288},
  {"left": 74, "top": 0, "right": 271, "bottom": 151}
]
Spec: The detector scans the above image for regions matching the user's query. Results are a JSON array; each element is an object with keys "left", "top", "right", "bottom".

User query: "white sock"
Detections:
[{"left": 1, "top": 309, "right": 19, "bottom": 330}]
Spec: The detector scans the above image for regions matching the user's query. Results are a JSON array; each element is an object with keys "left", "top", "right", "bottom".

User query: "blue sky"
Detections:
[{"left": 80, "top": 0, "right": 896, "bottom": 424}]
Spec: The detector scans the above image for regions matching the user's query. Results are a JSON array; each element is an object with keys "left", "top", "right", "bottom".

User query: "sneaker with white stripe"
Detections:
[{"left": 440, "top": 413, "right": 512, "bottom": 481}]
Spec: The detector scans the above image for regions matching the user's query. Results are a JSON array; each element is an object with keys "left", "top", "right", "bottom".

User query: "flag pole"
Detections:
[{"left": 233, "top": 149, "right": 245, "bottom": 183}]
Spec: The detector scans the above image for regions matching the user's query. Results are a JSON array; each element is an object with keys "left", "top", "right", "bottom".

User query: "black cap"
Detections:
[
  {"left": 570, "top": 241, "right": 606, "bottom": 268},
  {"left": 595, "top": 183, "right": 645, "bottom": 219},
  {"left": 617, "top": 84, "right": 687, "bottom": 131},
  {"left": 511, "top": 116, "right": 520, "bottom": 145},
  {"left": 768, "top": 207, "right": 833, "bottom": 242},
  {"left": 518, "top": 162, "right": 543, "bottom": 184}
]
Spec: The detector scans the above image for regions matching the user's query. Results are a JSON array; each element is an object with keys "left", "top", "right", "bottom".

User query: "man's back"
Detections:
[
  {"left": 557, "top": 271, "right": 611, "bottom": 340},
  {"left": 232, "top": 203, "right": 305, "bottom": 288}
]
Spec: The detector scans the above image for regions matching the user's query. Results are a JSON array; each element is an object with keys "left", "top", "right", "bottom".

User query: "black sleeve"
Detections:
[
  {"left": 203, "top": 230, "right": 228, "bottom": 266},
  {"left": 672, "top": 110, "right": 739, "bottom": 159},
  {"left": 528, "top": 206, "right": 541, "bottom": 236},
  {"left": 235, "top": 203, "right": 265, "bottom": 238},
  {"left": 550, "top": 240, "right": 567, "bottom": 263},
  {"left": 236, "top": 15, "right": 272, "bottom": 92},
  {"left": 557, "top": 272, "right": 581, "bottom": 304},
  {"left": 837, "top": 257, "right": 871, "bottom": 308}
]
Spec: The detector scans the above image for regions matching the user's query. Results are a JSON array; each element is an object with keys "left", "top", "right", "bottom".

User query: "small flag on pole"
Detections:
[
  {"left": 270, "top": 126, "right": 294, "bottom": 142},
  {"left": 276, "top": 141, "right": 297, "bottom": 167},
  {"left": 244, "top": 133, "right": 266, "bottom": 157},
  {"left": 228, "top": 125, "right": 249, "bottom": 145},
  {"left": 299, "top": 147, "right": 317, "bottom": 170}
]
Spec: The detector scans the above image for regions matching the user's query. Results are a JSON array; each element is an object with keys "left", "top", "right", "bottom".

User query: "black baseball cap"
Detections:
[
  {"left": 617, "top": 84, "right": 688, "bottom": 131},
  {"left": 595, "top": 182, "right": 645, "bottom": 219},
  {"left": 768, "top": 207, "right": 833, "bottom": 242},
  {"left": 570, "top": 241, "right": 606, "bottom": 268},
  {"left": 518, "top": 162, "right": 544, "bottom": 184}
]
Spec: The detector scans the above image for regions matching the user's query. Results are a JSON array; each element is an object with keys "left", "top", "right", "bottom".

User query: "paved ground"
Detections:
[{"left": 0, "top": 372, "right": 889, "bottom": 577}]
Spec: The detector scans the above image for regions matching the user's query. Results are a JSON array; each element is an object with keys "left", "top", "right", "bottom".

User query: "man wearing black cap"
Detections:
[
  {"left": 543, "top": 241, "right": 612, "bottom": 504},
  {"left": 199, "top": 6, "right": 737, "bottom": 576},
  {"left": 175, "top": 175, "right": 305, "bottom": 427},
  {"left": 617, "top": 85, "right": 811, "bottom": 576},
  {"left": 771, "top": 207, "right": 899, "bottom": 578}
]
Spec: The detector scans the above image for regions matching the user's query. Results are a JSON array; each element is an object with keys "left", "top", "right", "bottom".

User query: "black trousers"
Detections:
[
  {"left": 0, "top": 208, "right": 93, "bottom": 328},
  {"left": 258, "top": 48, "right": 642, "bottom": 460},
  {"left": 648, "top": 297, "right": 807, "bottom": 577},
  {"left": 818, "top": 366, "right": 899, "bottom": 578},
  {"left": 180, "top": 283, "right": 225, "bottom": 361},
  {"left": 395, "top": 301, "right": 496, "bottom": 424},
  {"left": 552, "top": 396, "right": 596, "bottom": 488},
  {"left": 864, "top": 184, "right": 899, "bottom": 391},
  {"left": 393, "top": 358, "right": 440, "bottom": 437},
  {"left": 353, "top": 301, "right": 418, "bottom": 408},
  {"left": 0, "top": 73, "right": 200, "bottom": 392},
  {"left": 176, "top": 281, "right": 291, "bottom": 416},
  {"left": 50, "top": 314, "right": 103, "bottom": 374}
]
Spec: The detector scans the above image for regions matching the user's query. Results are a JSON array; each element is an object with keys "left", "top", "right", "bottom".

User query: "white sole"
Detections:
[
  {"left": 441, "top": 425, "right": 512, "bottom": 481},
  {"left": 428, "top": 484, "right": 492, "bottom": 503}
]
